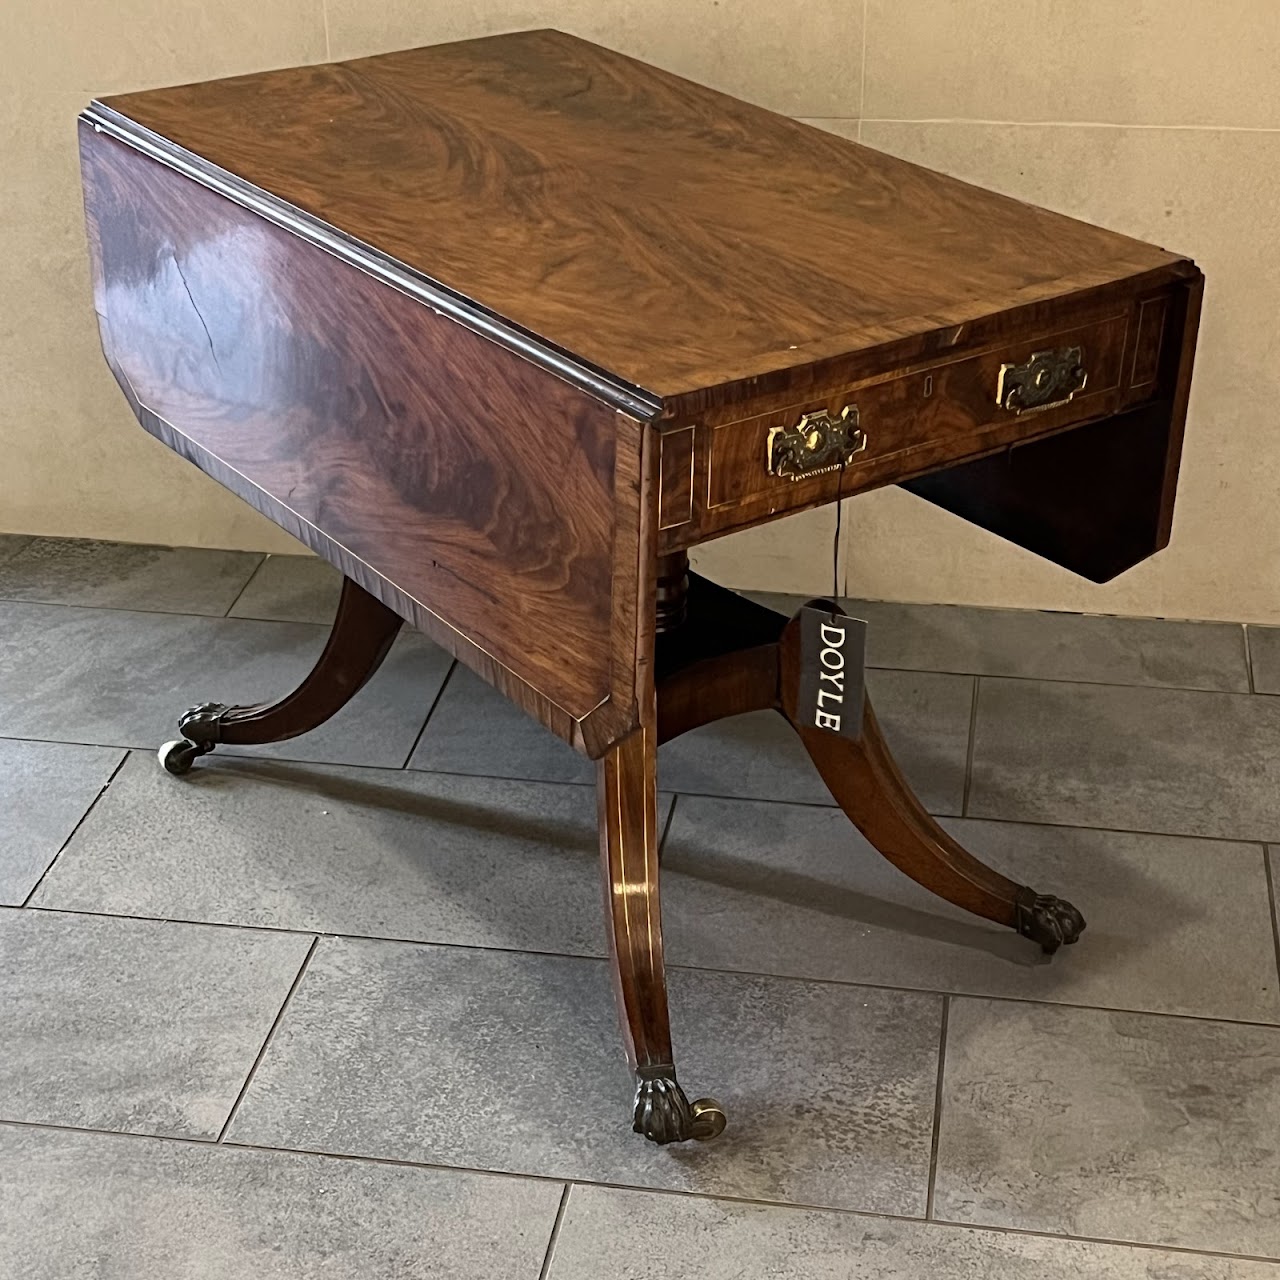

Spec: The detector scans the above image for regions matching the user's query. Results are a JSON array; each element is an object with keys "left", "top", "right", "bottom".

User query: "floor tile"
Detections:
[
  {"left": 658, "top": 669, "right": 972, "bottom": 813},
  {"left": 662, "top": 798, "right": 1279, "bottom": 1022},
  {"left": 0, "top": 534, "right": 32, "bottom": 566},
  {"left": 228, "top": 554, "right": 344, "bottom": 624},
  {"left": 1251, "top": 627, "right": 1280, "bottom": 695},
  {"left": 550, "top": 1184, "right": 1280, "bottom": 1279},
  {"left": 0, "top": 537, "right": 262, "bottom": 615},
  {"left": 934, "top": 998, "right": 1280, "bottom": 1257},
  {"left": 36, "top": 754, "right": 667, "bottom": 958},
  {"left": 0, "top": 739, "right": 124, "bottom": 906},
  {"left": 753, "top": 591, "right": 1250, "bottom": 691},
  {"left": 229, "top": 940, "right": 942, "bottom": 1215},
  {"left": 0, "top": 1125, "right": 559, "bottom": 1280},
  {"left": 0, "top": 602, "right": 451, "bottom": 767},
  {"left": 412, "top": 663, "right": 970, "bottom": 810},
  {"left": 0, "top": 907, "right": 310, "bottom": 1138},
  {"left": 409, "top": 665, "right": 594, "bottom": 783},
  {"left": 969, "top": 678, "right": 1280, "bottom": 841}
]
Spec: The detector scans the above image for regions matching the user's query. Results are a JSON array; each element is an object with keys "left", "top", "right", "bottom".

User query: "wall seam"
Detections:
[
  {"left": 857, "top": 117, "right": 1280, "bottom": 134},
  {"left": 857, "top": 0, "right": 869, "bottom": 142}
]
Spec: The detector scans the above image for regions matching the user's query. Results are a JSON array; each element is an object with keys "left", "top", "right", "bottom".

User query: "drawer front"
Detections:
[{"left": 664, "top": 308, "right": 1136, "bottom": 548}]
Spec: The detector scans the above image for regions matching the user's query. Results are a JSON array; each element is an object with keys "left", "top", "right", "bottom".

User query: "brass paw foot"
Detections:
[
  {"left": 157, "top": 701, "right": 231, "bottom": 776},
  {"left": 1015, "top": 888, "right": 1087, "bottom": 955},
  {"left": 632, "top": 1067, "right": 727, "bottom": 1144}
]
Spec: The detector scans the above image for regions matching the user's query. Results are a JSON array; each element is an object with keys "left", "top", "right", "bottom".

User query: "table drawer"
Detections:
[{"left": 672, "top": 309, "right": 1133, "bottom": 545}]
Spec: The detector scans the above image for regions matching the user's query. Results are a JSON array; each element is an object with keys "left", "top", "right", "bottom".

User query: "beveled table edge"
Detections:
[{"left": 81, "top": 101, "right": 665, "bottom": 423}]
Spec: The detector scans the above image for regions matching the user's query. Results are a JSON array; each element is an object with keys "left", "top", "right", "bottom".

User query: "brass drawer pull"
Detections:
[
  {"left": 997, "top": 346, "right": 1087, "bottom": 415},
  {"left": 767, "top": 405, "right": 867, "bottom": 480}
]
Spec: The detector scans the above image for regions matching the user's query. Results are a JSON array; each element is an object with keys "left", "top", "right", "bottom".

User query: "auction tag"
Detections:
[{"left": 796, "top": 603, "right": 867, "bottom": 740}]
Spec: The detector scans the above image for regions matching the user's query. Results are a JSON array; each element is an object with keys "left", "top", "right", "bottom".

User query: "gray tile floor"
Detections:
[{"left": 2, "top": 537, "right": 1279, "bottom": 1276}]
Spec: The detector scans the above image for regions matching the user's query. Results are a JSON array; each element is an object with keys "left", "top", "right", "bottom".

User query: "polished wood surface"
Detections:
[
  {"left": 79, "top": 32, "right": 1202, "bottom": 1144},
  {"left": 96, "top": 29, "right": 1191, "bottom": 411},
  {"left": 156, "top": 578, "right": 402, "bottom": 775},
  {"left": 81, "top": 28, "right": 1204, "bottom": 706},
  {"left": 653, "top": 579, "right": 1086, "bottom": 954},
  {"left": 904, "top": 275, "right": 1202, "bottom": 582},
  {"left": 81, "top": 124, "right": 650, "bottom": 755}
]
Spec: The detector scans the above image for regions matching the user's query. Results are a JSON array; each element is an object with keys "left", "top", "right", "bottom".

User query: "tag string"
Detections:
[{"left": 831, "top": 498, "right": 842, "bottom": 601}]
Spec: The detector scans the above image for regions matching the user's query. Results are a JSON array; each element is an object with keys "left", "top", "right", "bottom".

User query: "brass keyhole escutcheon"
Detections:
[
  {"left": 767, "top": 404, "right": 867, "bottom": 480},
  {"left": 996, "top": 345, "right": 1088, "bottom": 415}
]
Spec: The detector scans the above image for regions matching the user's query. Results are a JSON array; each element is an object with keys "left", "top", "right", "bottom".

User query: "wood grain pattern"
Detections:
[
  {"left": 79, "top": 33, "right": 1198, "bottom": 1143},
  {"left": 667, "top": 301, "right": 1136, "bottom": 548},
  {"left": 81, "top": 30, "right": 1203, "bottom": 754},
  {"left": 97, "top": 28, "right": 1191, "bottom": 413},
  {"left": 657, "top": 426, "right": 695, "bottom": 533},
  {"left": 902, "top": 275, "right": 1202, "bottom": 583},
  {"left": 81, "top": 123, "right": 650, "bottom": 754}
]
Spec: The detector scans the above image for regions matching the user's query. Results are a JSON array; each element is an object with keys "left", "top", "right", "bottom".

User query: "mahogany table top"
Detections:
[
  {"left": 80, "top": 32, "right": 1202, "bottom": 758},
  {"left": 95, "top": 28, "right": 1186, "bottom": 411}
]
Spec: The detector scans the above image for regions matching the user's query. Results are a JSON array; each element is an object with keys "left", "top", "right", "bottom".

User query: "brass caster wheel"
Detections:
[
  {"left": 158, "top": 739, "right": 201, "bottom": 776},
  {"left": 690, "top": 1097, "right": 727, "bottom": 1141},
  {"left": 1014, "top": 888, "right": 1087, "bottom": 956},
  {"left": 633, "top": 1069, "right": 728, "bottom": 1144}
]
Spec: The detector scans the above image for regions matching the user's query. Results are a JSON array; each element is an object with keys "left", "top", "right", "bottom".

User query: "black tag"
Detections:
[{"left": 795, "top": 602, "right": 866, "bottom": 740}]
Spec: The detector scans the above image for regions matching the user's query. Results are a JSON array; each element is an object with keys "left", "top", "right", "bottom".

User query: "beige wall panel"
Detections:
[
  {"left": 691, "top": 505, "right": 841, "bottom": 598},
  {"left": 0, "top": 0, "right": 326, "bottom": 95},
  {"left": 5, "top": 3, "right": 1278, "bottom": 622},
  {"left": 324, "top": 1, "right": 864, "bottom": 117},
  {"left": 863, "top": 0, "right": 1280, "bottom": 128},
  {"left": 0, "top": 5, "right": 324, "bottom": 549},
  {"left": 818, "top": 120, "right": 1280, "bottom": 624}
]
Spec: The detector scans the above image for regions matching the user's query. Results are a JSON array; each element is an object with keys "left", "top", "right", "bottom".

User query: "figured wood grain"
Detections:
[
  {"left": 80, "top": 30, "right": 1204, "bottom": 751},
  {"left": 657, "top": 426, "right": 695, "bottom": 532},
  {"left": 81, "top": 123, "right": 649, "bottom": 754},
  {"left": 664, "top": 302, "right": 1137, "bottom": 549},
  {"left": 902, "top": 275, "right": 1202, "bottom": 583},
  {"left": 96, "top": 29, "right": 1193, "bottom": 413}
]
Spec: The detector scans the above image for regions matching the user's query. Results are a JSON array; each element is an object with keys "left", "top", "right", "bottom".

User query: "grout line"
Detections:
[
  {"left": 925, "top": 1217, "right": 1280, "bottom": 1266},
  {"left": 857, "top": 0, "right": 869, "bottom": 143},
  {"left": 216, "top": 936, "right": 319, "bottom": 1143},
  {"left": 398, "top": 659, "right": 459, "bottom": 768},
  {"left": 20, "top": 752, "right": 130, "bottom": 907},
  {"left": 5, "top": 727, "right": 1273, "bottom": 844},
  {"left": 661, "top": 960, "right": 1280, "bottom": 1031},
  {"left": 5, "top": 733, "right": 1275, "bottom": 847},
  {"left": 3, "top": 1118, "right": 1279, "bottom": 1266},
  {"left": 537, "top": 1185, "right": 572, "bottom": 1280},
  {"left": 866, "top": 667, "right": 1258, "bottom": 696},
  {"left": 18, "top": 899, "right": 1280, "bottom": 1032},
  {"left": 0, "top": 594, "right": 330, "bottom": 626},
  {"left": 961, "top": 677, "right": 979, "bottom": 818},
  {"left": 929, "top": 806, "right": 1271, "bottom": 847},
  {"left": 0, "top": 740, "right": 588, "bottom": 785},
  {"left": 1264, "top": 847, "right": 1280, "bottom": 998},
  {"left": 20, "top": 902, "right": 318, "bottom": 938},
  {"left": 924, "top": 995, "right": 950, "bottom": 1220},
  {"left": 220, "top": 556, "right": 268, "bottom": 618},
  {"left": 0, "top": 657, "right": 1267, "bottom": 763},
  {"left": 1244, "top": 625, "right": 1258, "bottom": 695}
]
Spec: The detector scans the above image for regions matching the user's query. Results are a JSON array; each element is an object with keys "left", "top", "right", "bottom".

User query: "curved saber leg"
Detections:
[
  {"left": 159, "top": 575, "right": 403, "bottom": 775},
  {"left": 598, "top": 721, "right": 727, "bottom": 1142},
  {"left": 777, "top": 610, "right": 1085, "bottom": 954}
]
